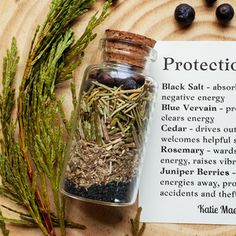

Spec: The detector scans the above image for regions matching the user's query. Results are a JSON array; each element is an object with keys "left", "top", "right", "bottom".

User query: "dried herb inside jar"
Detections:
[{"left": 64, "top": 71, "right": 154, "bottom": 203}]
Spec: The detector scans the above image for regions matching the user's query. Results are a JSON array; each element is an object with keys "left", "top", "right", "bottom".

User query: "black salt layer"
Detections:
[{"left": 64, "top": 179, "right": 134, "bottom": 203}]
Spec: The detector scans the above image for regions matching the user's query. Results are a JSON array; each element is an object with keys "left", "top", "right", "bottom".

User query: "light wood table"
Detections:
[{"left": 1, "top": 0, "right": 236, "bottom": 235}]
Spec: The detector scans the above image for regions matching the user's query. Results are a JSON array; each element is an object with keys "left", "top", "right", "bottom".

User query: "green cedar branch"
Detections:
[
  {"left": 0, "top": 37, "right": 19, "bottom": 148},
  {"left": 20, "top": 0, "right": 97, "bottom": 90},
  {"left": 1, "top": 205, "right": 86, "bottom": 230},
  {"left": 127, "top": 207, "right": 146, "bottom": 236},
  {"left": 0, "top": 1, "right": 111, "bottom": 236},
  {"left": 0, "top": 210, "right": 9, "bottom": 236},
  {"left": 57, "top": 0, "right": 112, "bottom": 82},
  {"left": 18, "top": 2, "right": 111, "bottom": 235}
]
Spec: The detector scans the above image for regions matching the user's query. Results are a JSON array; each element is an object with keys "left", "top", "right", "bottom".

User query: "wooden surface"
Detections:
[{"left": 1, "top": 0, "right": 236, "bottom": 235}]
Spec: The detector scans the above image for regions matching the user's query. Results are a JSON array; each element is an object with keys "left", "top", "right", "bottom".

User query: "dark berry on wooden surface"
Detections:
[
  {"left": 205, "top": 0, "right": 217, "bottom": 6},
  {"left": 174, "top": 4, "right": 195, "bottom": 27},
  {"left": 216, "top": 4, "right": 234, "bottom": 24}
]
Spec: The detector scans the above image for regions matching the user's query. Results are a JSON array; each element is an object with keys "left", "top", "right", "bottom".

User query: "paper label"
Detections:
[{"left": 139, "top": 42, "right": 236, "bottom": 225}]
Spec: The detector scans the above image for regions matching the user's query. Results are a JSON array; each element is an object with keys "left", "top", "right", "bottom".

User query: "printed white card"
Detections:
[{"left": 139, "top": 41, "right": 236, "bottom": 225}]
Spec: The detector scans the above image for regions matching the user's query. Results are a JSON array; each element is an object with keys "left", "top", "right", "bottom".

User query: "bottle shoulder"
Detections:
[
  {"left": 84, "top": 62, "right": 153, "bottom": 78},
  {"left": 83, "top": 62, "right": 157, "bottom": 90}
]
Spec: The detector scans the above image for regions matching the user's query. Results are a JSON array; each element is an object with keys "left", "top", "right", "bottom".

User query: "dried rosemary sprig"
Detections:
[
  {"left": 79, "top": 81, "right": 151, "bottom": 144},
  {"left": 0, "top": 0, "right": 111, "bottom": 236}
]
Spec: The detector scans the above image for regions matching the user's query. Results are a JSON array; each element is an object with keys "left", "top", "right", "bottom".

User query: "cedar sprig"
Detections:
[
  {"left": 57, "top": 1, "right": 111, "bottom": 82},
  {"left": 0, "top": 209, "right": 9, "bottom": 236},
  {"left": 20, "top": 3, "right": 111, "bottom": 235},
  {"left": 0, "top": 0, "right": 111, "bottom": 236},
  {"left": 21, "top": 0, "right": 97, "bottom": 87},
  {"left": 0, "top": 205, "right": 85, "bottom": 230},
  {"left": 126, "top": 207, "right": 146, "bottom": 236},
  {"left": 0, "top": 38, "right": 19, "bottom": 148}
]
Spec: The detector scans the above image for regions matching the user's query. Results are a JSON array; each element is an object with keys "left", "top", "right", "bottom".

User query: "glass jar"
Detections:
[{"left": 61, "top": 29, "right": 157, "bottom": 206}]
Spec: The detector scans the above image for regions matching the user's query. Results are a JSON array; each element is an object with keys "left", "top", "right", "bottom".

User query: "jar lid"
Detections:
[{"left": 102, "top": 29, "right": 157, "bottom": 68}]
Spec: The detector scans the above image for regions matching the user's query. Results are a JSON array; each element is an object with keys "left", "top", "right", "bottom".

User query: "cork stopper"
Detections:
[{"left": 102, "top": 29, "right": 156, "bottom": 68}]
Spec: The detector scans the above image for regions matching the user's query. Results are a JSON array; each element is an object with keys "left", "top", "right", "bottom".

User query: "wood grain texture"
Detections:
[{"left": 1, "top": 0, "right": 236, "bottom": 235}]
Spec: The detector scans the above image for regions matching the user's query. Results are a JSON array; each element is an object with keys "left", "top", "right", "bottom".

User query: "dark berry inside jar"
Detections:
[
  {"left": 133, "top": 75, "right": 145, "bottom": 86},
  {"left": 122, "top": 78, "right": 138, "bottom": 90},
  {"left": 114, "top": 77, "right": 126, "bottom": 87},
  {"left": 97, "top": 71, "right": 115, "bottom": 87}
]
